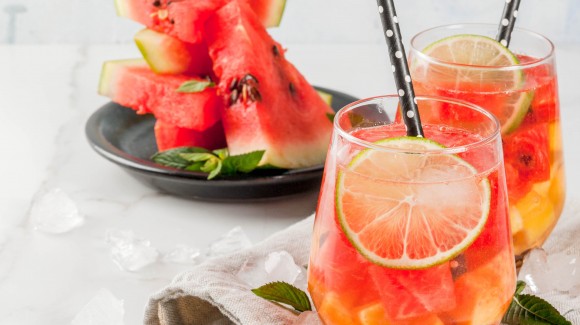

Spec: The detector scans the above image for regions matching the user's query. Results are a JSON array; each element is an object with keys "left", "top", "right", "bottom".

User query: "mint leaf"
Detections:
[
  {"left": 185, "top": 161, "right": 204, "bottom": 172},
  {"left": 212, "top": 148, "right": 229, "bottom": 160},
  {"left": 177, "top": 79, "right": 215, "bottom": 93},
  {"left": 251, "top": 282, "right": 312, "bottom": 313},
  {"left": 207, "top": 160, "right": 222, "bottom": 180},
  {"left": 151, "top": 147, "right": 209, "bottom": 169},
  {"left": 326, "top": 112, "right": 335, "bottom": 123},
  {"left": 179, "top": 152, "right": 216, "bottom": 163},
  {"left": 222, "top": 150, "right": 265, "bottom": 174},
  {"left": 502, "top": 281, "right": 571, "bottom": 325}
]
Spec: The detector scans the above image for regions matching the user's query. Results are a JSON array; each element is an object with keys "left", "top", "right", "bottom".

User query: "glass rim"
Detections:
[
  {"left": 409, "top": 23, "right": 555, "bottom": 71},
  {"left": 334, "top": 95, "right": 501, "bottom": 155}
]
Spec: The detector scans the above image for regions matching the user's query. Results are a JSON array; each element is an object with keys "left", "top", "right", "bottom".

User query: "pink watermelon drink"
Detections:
[
  {"left": 409, "top": 24, "right": 565, "bottom": 257},
  {"left": 308, "top": 96, "right": 516, "bottom": 325}
]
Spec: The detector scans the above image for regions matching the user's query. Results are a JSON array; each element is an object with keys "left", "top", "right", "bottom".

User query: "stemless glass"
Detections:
[
  {"left": 308, "top": 96, "right": 516, "bottom": 325},
  {"left": 408, "top": 24, "right": 565, "bottom": 258}
]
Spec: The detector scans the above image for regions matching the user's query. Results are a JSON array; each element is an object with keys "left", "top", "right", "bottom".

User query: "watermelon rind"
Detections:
[
  {"left": 98, "top": 59, "right": 147, "bottom": 97},
  {"left": 316, "top": 90, "right": 333, "bottom": 106},
  {"left": 264, "top": 0, "right": 287, "bottom": 27},
  {"left": 113, "top": 0, "right": 131, "bottom": 17},
  {"left": 134, "top": 29, "right": 177, "bottom": 75}
]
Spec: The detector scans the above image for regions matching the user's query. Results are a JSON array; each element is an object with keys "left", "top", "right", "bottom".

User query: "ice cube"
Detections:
[
  {"left": 293, "top": 311, "right": 322, "bottom": 325},
  {"left": 29, "top": 188, "right": 84, "bottom": 234},
  {"left": 237, "top": 251, "right": 305, "bottom": 289},
  {"left": 520, "top": 248, "right": 580, "bottom": 295},
  {"left": 71, "top": 288, "right": 124, "bottom": 325},
  {"left": 519, "top": 248, "right": 550, "bottom": 293},
  {"left": 547, "top": 252, "right": 579, "bottom": 292},
  {"left": 207, "top": 226, "right": 252, "bottom": 257},
  {"left": 106, "top": 229, "right": 159, "bottom": 272},
  {"left": 163, "top": 244, "right": 202, "bottom": 265}
]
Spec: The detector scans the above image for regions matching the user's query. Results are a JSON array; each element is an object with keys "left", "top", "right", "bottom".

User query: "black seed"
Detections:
[
  {"left": 230, "top": 89, "right": 239, "bottom": 105},
  {"left": 229, "top": 78, "right": 239, "bottom": 91},
  {"left": 289, "top": 82, "right": 295, "bottom": 94},
  {"left": 153, "top": 0, "right": 161, "bottom": 6},
  {"left": 520, "top": 155, "right": 533, "bottom": 166},
  {"left": 450, "top": 254, "right": 467, "bottom": 280},
  {"left": 250, "top": 87, "right": 262, "bottom": 102},
  {"left": 272, "top": 45, "right": 280, "bottom": 56},
  {"left": 170, "top": 19, "right": 175, "bottom": 24}
]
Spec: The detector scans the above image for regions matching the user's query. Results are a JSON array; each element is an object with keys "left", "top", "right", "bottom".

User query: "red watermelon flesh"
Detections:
[
  {"left": 205, "top": 1, "right": 334, "bottom": 168},
  {"left": 98, "top": 59, "right": 222, "bottom": 131},
  {"left": 115, "top": 0, "right": 286, "bottom": 44},
  {"left": 154, "top": 120, "right": 226, "bottom": 152}
]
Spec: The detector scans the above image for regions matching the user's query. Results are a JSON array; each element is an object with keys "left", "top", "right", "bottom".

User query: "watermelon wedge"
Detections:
[
  {"left": 98, "top": 59, "right": 222, "bottom": 130},
  {"left": 154, "top": 120, "right": 226, "bottom": 152},
  {"left": 115, "top": 0, "right": 286, "bottom": 44},
  {"left": 134, "top": 28, "right": 212, "bottom": 76},
  {"left": 205, "top": 1, "right": 334, "bottom": 168}
]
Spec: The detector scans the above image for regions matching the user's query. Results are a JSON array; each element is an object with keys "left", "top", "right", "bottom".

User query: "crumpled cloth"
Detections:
[{"left": 144, "top": 198, "right": 580, "bottom": 325}]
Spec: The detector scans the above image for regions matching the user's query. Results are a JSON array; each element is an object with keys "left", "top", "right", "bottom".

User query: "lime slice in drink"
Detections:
[
  {"left": 336, "top": 137, "right": 490, "bottom": 269},
  {"left": 420, "top": 34, "right": 533, "bottom": 134}
]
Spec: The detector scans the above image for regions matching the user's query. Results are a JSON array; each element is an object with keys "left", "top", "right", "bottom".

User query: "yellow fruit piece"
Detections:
[
  {"left": 442, "top": 249, "right": 515, "bottom": 325},
  {"left": 513, "top": 188, "right": 555, "bottom": 253},
  {"left": 357, "top": 303, "right": 444, "bottom": 325},
  {"left": 318, "top": 292, "right": 356, "bottom": 325},
  {"left": 548, "top": 163, "right": 566, "bottom": 218},
  {"left": 508, "top": 205, "right": 524, "bottom": 234},
  {"left": 358, "top": 303, "right": 390, "bottom": 325},
  {"left": 549, "top": 122, "right": 562, "bottom": 153}
]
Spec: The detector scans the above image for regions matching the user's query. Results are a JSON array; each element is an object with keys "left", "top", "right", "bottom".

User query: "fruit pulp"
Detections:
[
  {"left": 308, "top": 124, "right": 516, "bottom": 325},
  {"left": 412, "top": 54, "right": 566, "bottom": 256}
]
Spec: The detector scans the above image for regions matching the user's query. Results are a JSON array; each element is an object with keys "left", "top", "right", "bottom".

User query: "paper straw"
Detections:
[
  {"left": 376, "top": 0, "right": 424, "bottom": 137},
  {"left": 496, "top": 0, "right": 522, "bottom": 47}
]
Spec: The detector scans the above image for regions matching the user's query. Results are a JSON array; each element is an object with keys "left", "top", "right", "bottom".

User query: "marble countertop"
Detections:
[{"left": 1, "top": 43, "right": 579, "bottom": 324}]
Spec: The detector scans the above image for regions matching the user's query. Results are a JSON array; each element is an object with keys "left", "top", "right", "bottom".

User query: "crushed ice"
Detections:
[
  {"left": 520, "top": 248, "right": 580, "bottom": 295},
  {"left": 106, "top": 229, "right": 159, "bottom": 272},
  {"left": 207, "top": 226, "right": 252, "bottom": 257},
  {"left": 71, "top": 288, "right": 124, "bottom": 325},
  {"left": 29, "top": 188, "right": 84, "bottom": 233},
  {"left": 293, "top": 311, "right": 322, "bottom": 325},
  {"left": 163, "top": 244, "right": 202, "bottom": 265},
  {"left": 237, "top": 250, "right": 307, "bottom": 290}
]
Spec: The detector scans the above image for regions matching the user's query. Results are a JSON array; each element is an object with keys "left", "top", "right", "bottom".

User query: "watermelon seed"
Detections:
[
  {"left": 170, "top": 19, "right": 175, "bottom": 24},
  {"left": 157, "top": 9, "right": 169, "bottom": 20},
  {"left": 249, "top": 87, "right": 261, "bottom": 102},
  {"left": 242, "top": 85, "right": 248, "bottom": 103},
  {"left": 243, "top": 74, "right": 259, "bottom": 84},
  {"left": 229, "top": 78, "right": 239, "bottom": 91},
  {"left": 272, "top": 45, "right": 280, "bottom": 56},
  {"left": 289, "top": 82, "right": 296, "bottom": 94},
  {"left": 230, "top": 89, "right": 239, "bottom": 105},
  {"left": 152, "top": 0, "right": 161, "bottom": 7}
]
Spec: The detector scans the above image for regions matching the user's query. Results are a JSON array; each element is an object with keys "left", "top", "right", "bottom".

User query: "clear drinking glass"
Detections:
[
  {"left": 308, "top": 95, "right": 516, "bottom": 325},
  {"left": 409, "top": 24, "right": 565, "bottom": 259}
]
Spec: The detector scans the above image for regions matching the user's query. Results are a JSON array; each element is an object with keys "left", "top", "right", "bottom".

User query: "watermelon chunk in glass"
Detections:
[
  {"left": 154, "top": 120, "right": 226, "bottom": 152},
  {"left": 98, "top": 59, "right": 222, "bottom": 131},
  {"left": 205, "top": 1, "right": 334, "bottom": 168},
  {"left": 115, "top": 0, "right": 286, "bottom": 44}
]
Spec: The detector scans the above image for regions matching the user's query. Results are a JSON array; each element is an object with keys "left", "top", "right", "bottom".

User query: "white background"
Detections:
[{"left": 0, "top": 0, "right": 579, "bottom": 45}]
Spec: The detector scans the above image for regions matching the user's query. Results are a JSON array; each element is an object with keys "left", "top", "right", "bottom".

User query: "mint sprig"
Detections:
[
  {"left": 251, "top": 282, "right": 312, "bottom": 313},
  {"left": 502, "top": 281, "right": 572, "bottom": 325},
  {"left": 177, "top": 79, "right": 215, "bottom": 93},
  {"left": 152, "top": 147, "right": 265, "bottom": 180}
]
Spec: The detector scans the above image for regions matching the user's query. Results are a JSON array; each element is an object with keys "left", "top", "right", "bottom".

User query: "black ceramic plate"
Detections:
[{"left": 85, "top": 87, "right": 358, "bottom": 201}]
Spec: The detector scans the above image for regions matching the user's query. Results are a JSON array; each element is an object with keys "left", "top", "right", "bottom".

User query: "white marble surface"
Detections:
[{"left": 0, "top": 42, "right": 579, "bottom": 324}]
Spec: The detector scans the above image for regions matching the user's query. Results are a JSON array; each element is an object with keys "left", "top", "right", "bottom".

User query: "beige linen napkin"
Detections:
[
  {"left": 143, "top": 216, "right": 313, "bottom": 325},
  {"left": 144, "top": 199, "right": 580, "bottom": 325}
]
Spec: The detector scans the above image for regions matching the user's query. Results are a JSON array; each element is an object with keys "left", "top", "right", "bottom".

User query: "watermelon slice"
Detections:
[
  {"left": 134, "top": 28, "right": 212, "bottom": 76},
  {"left": 98, "top": 59, "right": 222, "bottom": 131},
  {"left": 115, "top": 0, "right": 286, "bottom": 44},
  {"left": 154, "top": 120, "right": 226, "bottom": 152},
  {"left": 205, "top": 1, "right": 334, "bottom": 168}
]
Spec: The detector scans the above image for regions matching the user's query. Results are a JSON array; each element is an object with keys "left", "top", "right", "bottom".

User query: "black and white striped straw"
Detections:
[
  {"left": 376, "top": 0, "right": 424, "bottom": 137},
  {"left": 496, "top": 0, "right": 521, "bottom": 47}
]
